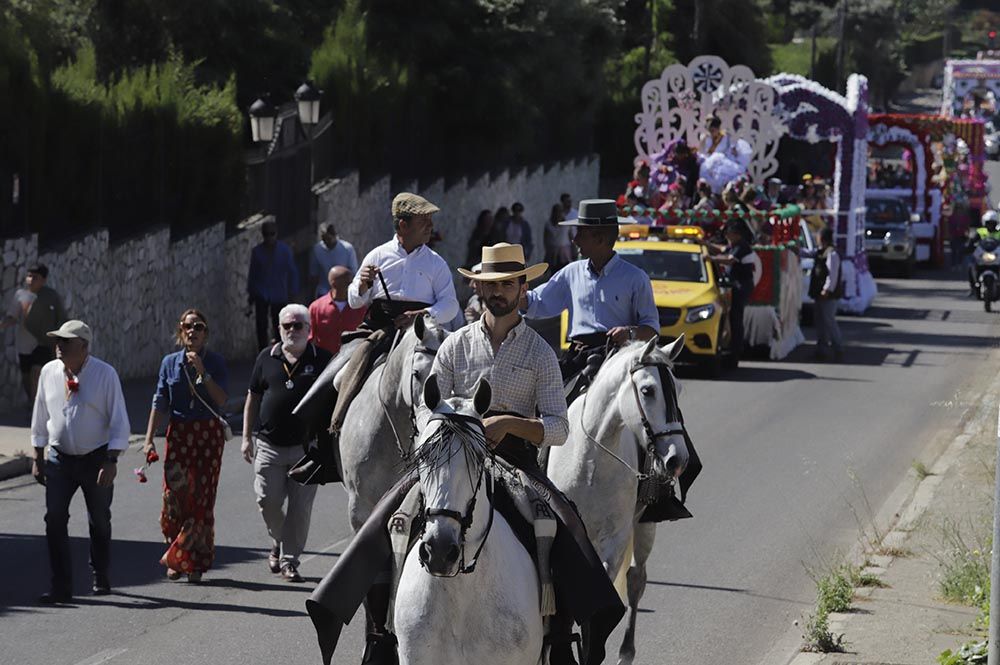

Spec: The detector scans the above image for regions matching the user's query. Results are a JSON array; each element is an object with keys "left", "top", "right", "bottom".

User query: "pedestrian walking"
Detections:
[
  {"left": 465, "top": 209, "right": 495, "bottom": 268},
  {"left": 543, "top": 204, "right": 573, "bottom": 272},
  {"left": 248, "top": 220, "right": 300, "bottom": 349},
  {"left": 505, "top": 202, "right": 535, "bottom": 260},
  {"left": 809, "top": 228, "right": 845, "bottom": 361},
  {"left": 560, "top": 193, "right": 578, "bottom": 221},
  {"left": 30, "top": 320, "right": 130, "bottom": 603},
  {"left": 308, "top": 266, "right": 367, "bottom": 355},
  {"left": 308, "top": 223, "right": 358, "bottom": 298},
  {"left": 143, "top": 309, "right": 230, "bottom": 582},
  {"left": 242, "top": 304, "right": 332, "bottom": 582},
  {"left": 1, "top": 263, "right": 67, "bottom": 405}
]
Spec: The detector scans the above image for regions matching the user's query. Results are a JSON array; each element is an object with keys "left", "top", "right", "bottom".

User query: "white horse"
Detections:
[
  {"left": 394, "top": 375, "right": 543, "bottom": 665},
  {"left": 548, "top": 336, "right": 690, "bottom": 665},
  {"left": 339, "top": 316, "right": 449, "bottom": 534}
]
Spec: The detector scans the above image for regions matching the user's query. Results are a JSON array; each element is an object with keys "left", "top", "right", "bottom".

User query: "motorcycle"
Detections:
[{"left": 970, "top": 237, "right": 1000, "bottom": 312}]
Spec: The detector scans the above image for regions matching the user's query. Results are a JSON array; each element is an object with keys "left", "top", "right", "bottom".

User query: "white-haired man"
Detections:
[{"left": 243, "top": 304, "right": 332, "bottom": 582}]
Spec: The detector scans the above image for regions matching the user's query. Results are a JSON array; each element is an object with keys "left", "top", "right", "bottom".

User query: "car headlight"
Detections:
[
  {"left": 984, "top": 252, "right": 998, "bottom": 263},
  {"left": 685, "top": 304, "right": 716, "bottom": 323}
]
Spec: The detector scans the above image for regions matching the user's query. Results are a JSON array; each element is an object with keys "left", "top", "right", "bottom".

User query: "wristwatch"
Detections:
[{"left": 197, "top": 372, "right": 211, "bottom": 385}]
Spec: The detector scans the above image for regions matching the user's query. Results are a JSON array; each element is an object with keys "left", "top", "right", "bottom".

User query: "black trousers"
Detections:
[
  {"left": 729, "top": 289, "right": 748, "bottom": 359},
  {"left": 254, "top": 298, "right": 286, "bottom": 350}
]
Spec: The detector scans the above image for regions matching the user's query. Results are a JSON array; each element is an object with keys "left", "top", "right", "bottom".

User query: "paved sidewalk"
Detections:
[
  {"left": 0, "top": 359, "right": 254, "bottom": 480},
  {"left": 790, "top": 368, "right": 1000, "bottom": 664}
]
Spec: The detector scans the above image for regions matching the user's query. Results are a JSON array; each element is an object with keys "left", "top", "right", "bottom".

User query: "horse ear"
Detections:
[
  {"left": 423, "top": 373, "right": 441, "bottom": 411},
  {"left": 663, "top": 333, "right": 685, "bottom": 361},
  {"left": 472, "top": 378, "right": 492, "bottom": 416},
  {"left": 413, "top": 313, "right": 426, "bottom": 341},
  {"left": 640, "top": 335, "right": 658, "bottom": 360}
]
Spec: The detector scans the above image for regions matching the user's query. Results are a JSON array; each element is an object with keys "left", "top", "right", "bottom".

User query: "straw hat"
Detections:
[{"left": 457, "top": 243, "right": 547, "bottom": 282}]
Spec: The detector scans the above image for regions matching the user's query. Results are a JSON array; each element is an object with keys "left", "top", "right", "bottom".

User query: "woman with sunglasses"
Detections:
[{"left": 143, "top": 309, "right": 229, "bottom": 582}]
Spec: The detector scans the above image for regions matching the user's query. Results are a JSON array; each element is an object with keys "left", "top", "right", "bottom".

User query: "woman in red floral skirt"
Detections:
[{"left": 143, "top": 309, "right": 229, "bottom": 582}]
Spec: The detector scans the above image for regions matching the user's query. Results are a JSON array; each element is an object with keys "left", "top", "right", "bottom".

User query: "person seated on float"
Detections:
[
  {"left": 520, "top": 199, "right": 659, "bottom": 382},
  {"left": 702, "top": 115, "right": 731, "bottom": 156}
]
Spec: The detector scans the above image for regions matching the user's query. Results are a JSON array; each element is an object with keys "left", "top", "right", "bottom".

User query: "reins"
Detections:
[{"left": 376, "top": 329, "right": 438, "bottom": 456}]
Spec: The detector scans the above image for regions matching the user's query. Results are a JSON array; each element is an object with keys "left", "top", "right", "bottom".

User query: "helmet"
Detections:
[{"left": 984, "top": 210, "right": 1000, "bottom": 231}]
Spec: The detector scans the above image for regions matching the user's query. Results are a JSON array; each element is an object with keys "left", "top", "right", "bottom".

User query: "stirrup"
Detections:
[{"left": 361, "top": 632, "right": 398, "bottom": 665}]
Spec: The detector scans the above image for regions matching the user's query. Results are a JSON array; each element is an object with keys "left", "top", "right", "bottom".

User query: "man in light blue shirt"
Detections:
[
  {"left": 309, "top": 223, "right": 358, "bottom": 297},
  {"left": 521, "top": 199, "right": 659, "bottom": 376}
]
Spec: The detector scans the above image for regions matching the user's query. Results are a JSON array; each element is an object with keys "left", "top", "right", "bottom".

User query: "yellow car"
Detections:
[{"left": 559, "top": 225, "right": 735, "bottom": 375}]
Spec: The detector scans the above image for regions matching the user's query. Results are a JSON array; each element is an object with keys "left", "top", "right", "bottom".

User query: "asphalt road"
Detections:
[{"left": 1, "top": 266, "right": 998, "bottom": 665}]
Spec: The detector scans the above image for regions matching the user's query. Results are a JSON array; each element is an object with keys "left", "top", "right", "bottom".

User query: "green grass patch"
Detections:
[
  {"left": 769, "top": 38, "right": 836, "bottom": 76},
  {"left": 912, "top": 460, "right": 933, "bottom": 480},
  {"left": 938, "top": 640, "right": 988, "bottom": 664}
]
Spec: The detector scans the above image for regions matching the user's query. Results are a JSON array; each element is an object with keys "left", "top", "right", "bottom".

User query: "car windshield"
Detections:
[
  {"left": 865, "top": 198, "right": 910, "bottom": 229},
  {"left": 616, "top": 248, "right": 708, "bottom": 283}
]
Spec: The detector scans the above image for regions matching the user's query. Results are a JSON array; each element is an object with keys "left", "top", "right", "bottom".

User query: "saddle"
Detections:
[{"left": 288, "top": 328, "right": 397, "bottom": 486}]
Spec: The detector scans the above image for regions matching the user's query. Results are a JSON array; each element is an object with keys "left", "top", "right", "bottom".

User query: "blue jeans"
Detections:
[{"left": 44, "top": 446, "right": 114, "bottom": 595}]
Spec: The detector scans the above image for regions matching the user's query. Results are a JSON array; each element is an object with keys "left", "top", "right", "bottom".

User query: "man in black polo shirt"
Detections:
[{"left": 242, "top": 304, "right": 332, "bottom": 582}]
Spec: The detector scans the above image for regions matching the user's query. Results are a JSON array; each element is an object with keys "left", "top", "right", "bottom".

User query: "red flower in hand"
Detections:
[
  {"left": 146, "top": 450, "right": 160, "bottom": 464},
  {"left": 134, "top": 468, "right": 148, "bottom": 483},
  {"left": 66, "top": 378, "right": 79, "bottom": 393}
]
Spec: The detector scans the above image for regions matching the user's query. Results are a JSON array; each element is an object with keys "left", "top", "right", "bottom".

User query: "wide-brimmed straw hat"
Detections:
[
  {"left": 559, "top": 199, "right": 629, "bottom": 227},
  {"left": 457, "top": 243, "right": 547, "bottom": 282}
]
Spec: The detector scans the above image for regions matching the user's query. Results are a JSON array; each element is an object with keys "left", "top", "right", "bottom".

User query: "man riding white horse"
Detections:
[
  {"left": 304, "top": 244, "right": 624, "bottom": 665},
  {"left": 520, "top": 199, "right": 659, "bottom": 387},
  {"left": 290, "top": 192, "right": 459, "bottom": 485}
]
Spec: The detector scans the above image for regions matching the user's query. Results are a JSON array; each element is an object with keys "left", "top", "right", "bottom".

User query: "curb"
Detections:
[{"left": 782, "top": 367, "right": 1000, "bottom": 665}]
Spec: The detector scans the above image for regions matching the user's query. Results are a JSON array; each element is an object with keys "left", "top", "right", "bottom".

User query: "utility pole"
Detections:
[
  {"left": 834, "top": 0, "right": 847, "bottom": 91},
  {"left": 810, "top": 24, "right": 817, "bottom": 81}
]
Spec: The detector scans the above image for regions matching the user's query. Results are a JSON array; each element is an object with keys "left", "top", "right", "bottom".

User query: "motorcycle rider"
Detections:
[{"left": 967, "top": 210, "right": 1000, "bottom": 294}]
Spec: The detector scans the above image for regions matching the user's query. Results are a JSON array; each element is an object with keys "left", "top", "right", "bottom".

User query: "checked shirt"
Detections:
[{"left": 430, "top": 318, "right": 568, "bottom": 447}]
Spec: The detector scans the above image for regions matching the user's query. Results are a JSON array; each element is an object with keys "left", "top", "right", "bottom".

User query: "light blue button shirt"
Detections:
[{"left": 524, "top": 254, "right": 659, "bottom": 337}]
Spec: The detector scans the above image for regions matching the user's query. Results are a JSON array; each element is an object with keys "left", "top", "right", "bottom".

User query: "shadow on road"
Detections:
[
  {"left": 0, "top": 533, "right": 265, "bottom": 615},
  {"left": 646, "top": 579, "right": 811, "bottom": 607}
]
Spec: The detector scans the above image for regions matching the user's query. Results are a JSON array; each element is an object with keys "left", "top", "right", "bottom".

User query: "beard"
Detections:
[
  {"left": 281, "top": 333, "right": 308, "bottom": 354},
  {"left": 485, "top": 295, "right": 518, "bottom": 317}
]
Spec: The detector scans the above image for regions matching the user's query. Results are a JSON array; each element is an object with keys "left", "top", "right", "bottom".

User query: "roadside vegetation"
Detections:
[{"left": 935, "top": 516, "right": 993, "bottom": 662}]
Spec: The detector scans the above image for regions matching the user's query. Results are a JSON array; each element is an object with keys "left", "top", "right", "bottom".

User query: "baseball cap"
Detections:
[{"left": 46, "top": 320, "right": 93, "bottom": 344}]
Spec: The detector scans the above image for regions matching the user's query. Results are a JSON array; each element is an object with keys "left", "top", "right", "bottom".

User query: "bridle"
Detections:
[
  {"left": 378, "top": 329, "right": 439, "bottom": 456},
  {"left": 417, "top": 412, "right": 496, "bottom": 577},
  {"left": 579, "top": 355, "right": 686, "bottom": 495}
]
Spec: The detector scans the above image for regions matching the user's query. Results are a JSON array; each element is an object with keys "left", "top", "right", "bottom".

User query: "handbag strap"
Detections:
[{"left": 181, "top": 360, "right": 228, "bottom": 426}]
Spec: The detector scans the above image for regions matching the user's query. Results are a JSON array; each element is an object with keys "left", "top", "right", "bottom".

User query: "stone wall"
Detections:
[{"left": 0, "top": 156, "right": 599, "bottom": 414}]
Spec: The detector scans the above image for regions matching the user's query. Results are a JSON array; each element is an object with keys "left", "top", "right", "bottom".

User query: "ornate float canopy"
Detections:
[{"left": 941, "top": 59, "right": 1000, "bottom": 118}]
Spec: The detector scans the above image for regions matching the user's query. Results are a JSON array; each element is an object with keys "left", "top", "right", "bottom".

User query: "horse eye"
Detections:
[{"left": 640, "top": 386, "right": 655, "bottom": 397}]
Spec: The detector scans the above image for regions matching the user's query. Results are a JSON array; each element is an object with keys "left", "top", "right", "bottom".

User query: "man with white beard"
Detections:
[{"left": 242, "top": 304, "right": 332, "bottom": 582}]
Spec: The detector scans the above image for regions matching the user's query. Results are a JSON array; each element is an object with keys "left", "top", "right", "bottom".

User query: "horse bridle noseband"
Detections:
[{"left": 418, "top": 413, "right": 496, "bottom": 577}]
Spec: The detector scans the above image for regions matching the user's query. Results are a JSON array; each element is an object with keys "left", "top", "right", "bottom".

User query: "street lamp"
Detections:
[
  {"left": 295, "top": 81, "right": 322, "bottom": 126},
  {"left": 248, "top": 97, "right": 277, "bottom": 143}
]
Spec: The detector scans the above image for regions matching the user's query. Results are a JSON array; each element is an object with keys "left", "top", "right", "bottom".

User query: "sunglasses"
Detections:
[
  {"left": 281, "top": 321, "right": 306, "bottom": 331},
  {"left": 182, "top": 322, "right": 207, "bottom": 332}
]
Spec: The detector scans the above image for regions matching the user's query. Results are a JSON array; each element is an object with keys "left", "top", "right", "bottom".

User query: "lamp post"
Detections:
[
  {"left": 248, "top": 97, "right": 277, "bottom": 216},
  {"left": 294, "top": 81, "right": 322, "bottom": 189}
]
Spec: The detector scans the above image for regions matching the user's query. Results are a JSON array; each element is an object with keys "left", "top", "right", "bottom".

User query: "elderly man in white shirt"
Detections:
[
  {"left": 348, "top": 192, "right": 459, "bottom": 329},
  {"left": 30, "top": 320, "right": 131, "bottom": 603}
]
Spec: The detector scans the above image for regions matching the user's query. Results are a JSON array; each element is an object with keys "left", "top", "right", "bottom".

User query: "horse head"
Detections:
[
  {"left": 404, "top": 314, "right": 450, "bottom": 413},
  {"left": 413, "top": 373, "right": 492, "bottom": 577},
  {"left": 619, "top": 335, "right": 689, "bottom": 482}
]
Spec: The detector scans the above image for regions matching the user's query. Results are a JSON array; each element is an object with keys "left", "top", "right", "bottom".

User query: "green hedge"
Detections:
[{"left": 1, "top": 37, "right": 245, "bottom": 243}]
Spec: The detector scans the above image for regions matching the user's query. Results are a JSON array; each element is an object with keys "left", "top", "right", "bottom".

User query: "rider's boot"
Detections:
[{"left": 361, "top": 582, "right": 397, "bottom": 665}]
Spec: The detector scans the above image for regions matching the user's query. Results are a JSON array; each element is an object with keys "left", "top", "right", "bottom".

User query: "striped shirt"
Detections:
[{"left": 429, "top": 318, "right": 568, "bottom": 447}]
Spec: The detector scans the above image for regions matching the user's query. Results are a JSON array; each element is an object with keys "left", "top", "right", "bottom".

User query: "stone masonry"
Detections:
[{"left": 1, "top": 157, "right": 598, "bottom": 415}]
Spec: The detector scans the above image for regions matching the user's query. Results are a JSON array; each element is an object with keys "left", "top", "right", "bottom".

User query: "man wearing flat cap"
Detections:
[
  {"left": 521, "top": 199, "right": 659, "bottom": 378},
  {"left": 30, "top": 320, "right": 131, "bottom": 603}
]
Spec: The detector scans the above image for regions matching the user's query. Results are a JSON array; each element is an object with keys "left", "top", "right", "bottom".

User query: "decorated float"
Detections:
[
  {"left": 941, "top": 57, "right": 1000, "bottom": 120},
  {"left": 623, "top": 57, "right": 873, "bottom": 359},
  {"left": 867, "top": 113, "right": 989, "bottom": 266}
]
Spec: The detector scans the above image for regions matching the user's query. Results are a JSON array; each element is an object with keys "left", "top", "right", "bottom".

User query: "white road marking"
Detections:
[
  {"left": 301, "top": 534, "right": 354, "bottom": 565},
  {"left": 72, "top": 648, "right": 128, "bottom": 665}
]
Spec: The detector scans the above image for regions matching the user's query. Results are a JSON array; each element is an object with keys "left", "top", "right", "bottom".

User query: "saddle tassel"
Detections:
[{"left": 532, "top": 501, "right": 558, "bottom": 617}]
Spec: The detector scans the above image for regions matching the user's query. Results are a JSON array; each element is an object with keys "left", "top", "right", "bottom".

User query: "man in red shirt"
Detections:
[{"left": 308, "top": 266, "right": 367, "bottom": 355}]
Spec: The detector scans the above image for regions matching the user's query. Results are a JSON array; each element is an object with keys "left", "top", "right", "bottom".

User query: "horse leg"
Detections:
[{"left": 618, "top": 523, "right": 655, "bottom": 665}]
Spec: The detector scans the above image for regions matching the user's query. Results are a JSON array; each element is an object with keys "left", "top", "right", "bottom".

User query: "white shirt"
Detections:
[
  {"left": 348, "top": 238, "right": 459, "bottom": 323},
  {"left": 31, "top": 356, "right": 132, "bottom": 455}
]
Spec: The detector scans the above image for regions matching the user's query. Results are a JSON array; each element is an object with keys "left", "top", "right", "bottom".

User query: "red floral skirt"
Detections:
[{"left": 160, "top": 418, "right": 225, "bottom": 574}]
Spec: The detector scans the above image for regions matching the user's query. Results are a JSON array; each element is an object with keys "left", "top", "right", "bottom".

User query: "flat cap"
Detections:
[{"left": 392, "top": 192, "right": 440, "bottom": 217}]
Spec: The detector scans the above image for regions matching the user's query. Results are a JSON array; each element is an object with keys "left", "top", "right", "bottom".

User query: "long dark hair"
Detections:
[{"left": 175, "top": 308, "right": 208, "bottom": 347}]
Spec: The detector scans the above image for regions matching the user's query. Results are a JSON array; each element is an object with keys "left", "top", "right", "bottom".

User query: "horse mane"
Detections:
[
  {"left": 591, "top": 341, "right": 673, "bottom": 391},
  {"left": 402, "top": 403, "right": 493, "bottom": 475}
]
